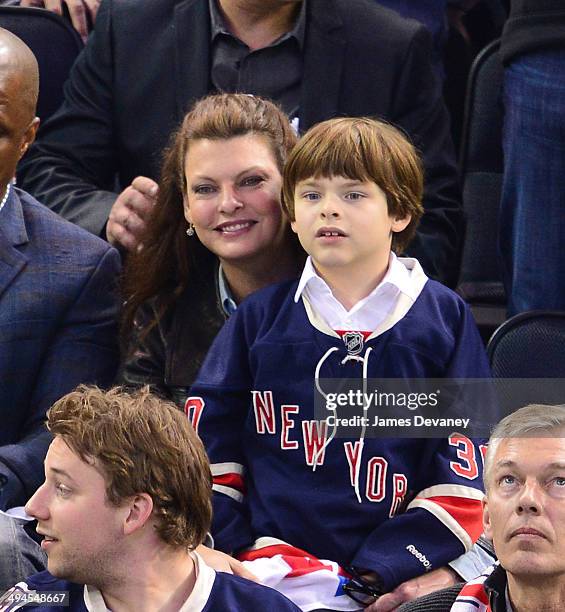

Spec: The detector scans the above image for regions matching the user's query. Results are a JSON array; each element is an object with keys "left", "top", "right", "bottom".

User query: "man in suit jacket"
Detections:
[
  {"left": 0, "top": 27, "right": 120, "bottom": 589},
  {"left": 18, "top": 0, "right": 462, "bottom": 285}
]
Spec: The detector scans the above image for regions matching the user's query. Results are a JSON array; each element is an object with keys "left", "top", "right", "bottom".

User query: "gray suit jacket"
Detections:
[{"left": 0, "top": 188, "right": 120, "bottom": 507}]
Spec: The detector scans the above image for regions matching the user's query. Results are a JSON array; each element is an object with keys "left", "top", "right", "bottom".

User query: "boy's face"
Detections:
[{"left": 291, "top": 175, "right": 410, "bottom": 280}]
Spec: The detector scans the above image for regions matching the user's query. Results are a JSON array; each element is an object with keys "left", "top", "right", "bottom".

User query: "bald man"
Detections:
[
  {"left": 0, "top": 28, "right": 39, "bottom": 186},
  {"left": 0, "top": 28, "right": 120, "bottom": 590}
]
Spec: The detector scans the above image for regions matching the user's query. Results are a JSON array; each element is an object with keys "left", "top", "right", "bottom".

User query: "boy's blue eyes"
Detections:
[
  {"left": 302, "top": 192, "right": 321, "bottom": 201},
  {"left": 300, "top": 192, "right": 365, "bottom": 201},
  {"left": 344, "top": 192, "right": 364, "bottom": 200}
]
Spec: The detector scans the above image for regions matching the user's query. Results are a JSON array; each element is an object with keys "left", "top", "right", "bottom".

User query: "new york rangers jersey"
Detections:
[
  {"left": 189, "top": 274, "right": 492, "bottom": 596},
  {"left": 0, "top": 553, "right": 300, "bottom": 611}
]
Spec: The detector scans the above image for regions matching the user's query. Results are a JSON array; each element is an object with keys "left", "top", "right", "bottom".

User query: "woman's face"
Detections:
[{"left": 183, "top": 134, "right": 287, "bottom": 266}]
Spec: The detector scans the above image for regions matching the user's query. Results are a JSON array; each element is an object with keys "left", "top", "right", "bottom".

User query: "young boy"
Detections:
[{"left": 188, "top": 118, "right": 491, "bottom": 610}]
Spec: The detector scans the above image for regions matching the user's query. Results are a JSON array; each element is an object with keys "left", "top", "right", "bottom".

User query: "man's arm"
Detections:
[
  {"left": 0, "top": 246, "right": 121, "bottom": 508},
  {"left": 17, "top": 0, "right": 158, "bottom": 252},
  {"left": 105, "top": 176, "right": 157, "bottom": 251},
  {"left": 17, "top": 0, "right": 119, "bottom": 237}
]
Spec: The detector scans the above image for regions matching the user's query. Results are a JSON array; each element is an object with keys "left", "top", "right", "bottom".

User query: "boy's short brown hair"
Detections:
[
  {"left": 282, "top": 117, "right": 424, "bottom": 253},
  {"left": 47, "top": 385, "right": 212, "bottom": 550}
]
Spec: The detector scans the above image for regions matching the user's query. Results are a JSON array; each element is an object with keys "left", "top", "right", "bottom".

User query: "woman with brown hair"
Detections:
[{"left": 119, "top": 94, "right": 303, "bottom": 405}]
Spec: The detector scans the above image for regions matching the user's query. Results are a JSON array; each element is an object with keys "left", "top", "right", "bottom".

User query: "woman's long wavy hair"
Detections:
[{"left": 122, "top": 94, "right": 298, "bottom": 337}]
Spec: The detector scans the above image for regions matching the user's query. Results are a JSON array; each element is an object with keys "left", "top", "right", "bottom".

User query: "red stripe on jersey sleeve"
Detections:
[
  {"left": 426, "top": 495, "right": 483, "bottom": 542},
  {"left": 213, "top": 473, "right": 246, "bottom": 494}
]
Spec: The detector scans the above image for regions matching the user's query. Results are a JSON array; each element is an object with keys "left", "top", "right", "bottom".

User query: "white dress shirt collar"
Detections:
[{"left": 294, "top": 252, "right": 426, "bottom": 333}]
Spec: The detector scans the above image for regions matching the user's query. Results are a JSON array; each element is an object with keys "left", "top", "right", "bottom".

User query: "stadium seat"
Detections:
[
  {"left": 456, "top": 38, "right": 506, "bottom": 342},
  {"left": 487, "top": 311, "right": 565, "bottom": 412},
  {"left": 0, "top": 6, "right": 83, "bottom": 122}
]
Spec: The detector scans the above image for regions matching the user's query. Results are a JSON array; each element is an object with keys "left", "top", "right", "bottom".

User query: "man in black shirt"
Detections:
[{"left": 18, "top": 0, "right": 462, "bottom": 285}]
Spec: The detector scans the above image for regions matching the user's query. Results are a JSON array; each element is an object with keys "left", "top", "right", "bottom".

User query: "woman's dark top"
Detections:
[{"left": 119, "top": 265, "right": 227, "bottom": 409}]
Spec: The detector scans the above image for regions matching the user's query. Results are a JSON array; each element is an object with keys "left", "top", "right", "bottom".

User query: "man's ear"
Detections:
[
  {"left": 482, "top": 496, "right": 493, "bottom": 540},
  {"left": 19, "top": 117, "right": 40, "bottom": 161},
  {"left": 123, "top": 493, "right": 154, "bottom": 536}
]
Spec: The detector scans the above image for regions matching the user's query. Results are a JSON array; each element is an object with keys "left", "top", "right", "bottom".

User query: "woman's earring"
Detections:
[{"left": 186, "top": 223, "right": 195, "bottom": 237}]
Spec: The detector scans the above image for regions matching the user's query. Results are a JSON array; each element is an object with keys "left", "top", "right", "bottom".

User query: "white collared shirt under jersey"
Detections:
[{"left": 293, "top": 252, "right": 423, "bottom": 332}]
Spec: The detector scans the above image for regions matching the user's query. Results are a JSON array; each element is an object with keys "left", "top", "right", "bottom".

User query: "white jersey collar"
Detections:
[
  {"left": 83, "top": 552, "right": 216, "bottom": 612},
  {"left": 294, "top": 253, "right": 427, "bottom": 336}
]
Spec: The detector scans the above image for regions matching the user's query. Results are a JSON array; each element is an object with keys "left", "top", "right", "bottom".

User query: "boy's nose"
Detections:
[{"left": 320, "top": 195, "right": 340, "bottom": 218}]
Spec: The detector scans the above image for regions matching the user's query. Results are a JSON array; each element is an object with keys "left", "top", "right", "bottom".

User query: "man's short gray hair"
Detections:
[{"left": 484, "top": 404, "right": 565, "bottom": 491}]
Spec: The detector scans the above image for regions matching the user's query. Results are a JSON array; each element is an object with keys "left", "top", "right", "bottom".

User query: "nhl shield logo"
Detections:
[{"left": 343, "top": 331, "right": 364, "bottom": 355}]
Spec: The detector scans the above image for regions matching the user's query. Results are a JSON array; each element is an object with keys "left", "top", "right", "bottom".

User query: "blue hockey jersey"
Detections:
[
  {"left": 0, "top": 553, "right": 300, "bottom": 611},
  {"left": 189, "top": 274, "right": 492, "bottom": 593}
]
